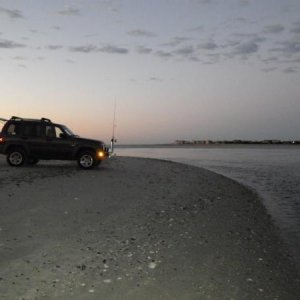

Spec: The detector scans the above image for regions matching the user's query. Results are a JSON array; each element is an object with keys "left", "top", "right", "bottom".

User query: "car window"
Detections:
[
  {"left": 55, "top": 126, "right": 64, "bottom": 138},
  {"left": 0, "top": 119, "right": 6, "bottom": 132},
  {"left": 45, "top": 125, "right": 55, "bottom": 138},
  {"left": 6, "top": 123, "right": 20, "bottom": 136},
  {"left": 45, "top": 125, "right": 64, "bottom": 138},
  {"left": 62, "top": 125, "right": 75, "bottom": 136},
  {"left": 23, "top": 123, "right": 42, "bottom": 137}
]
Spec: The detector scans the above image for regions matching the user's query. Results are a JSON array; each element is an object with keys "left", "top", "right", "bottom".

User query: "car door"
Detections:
[
  {"left": 45, "top": 124, "right": 73, "bottom": 159},
  {"left": 21, "top": 122, "right": 46, "bottom": 157}
]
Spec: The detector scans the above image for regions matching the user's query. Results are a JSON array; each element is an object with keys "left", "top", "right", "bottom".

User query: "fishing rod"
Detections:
[{"left": 110, "top": 101, "right": 117, "bottom": 155}]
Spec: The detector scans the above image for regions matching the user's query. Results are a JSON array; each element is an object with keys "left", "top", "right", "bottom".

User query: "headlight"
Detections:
[{"left": 98, "top": 151, "right": 105, "bottom": 158}]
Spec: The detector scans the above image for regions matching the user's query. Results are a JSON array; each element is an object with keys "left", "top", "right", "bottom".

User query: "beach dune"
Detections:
[{"left": 0, "top": 156, "right": 299, "bottom": 299}]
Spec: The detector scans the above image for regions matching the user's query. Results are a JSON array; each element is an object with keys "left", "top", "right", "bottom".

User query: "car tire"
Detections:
[
  {"left": 7, "top": 148, "right": 27, "bottom": 167},
  {"left": 77, "top": 151, "right": 95, "bottom": 169}
]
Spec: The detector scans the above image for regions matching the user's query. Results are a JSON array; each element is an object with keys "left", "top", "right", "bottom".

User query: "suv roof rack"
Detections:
[
  {"left": 9, "top": 116, "right": 52, "bottom": 123},
  {"left": 11, "top": 116, "right": 23, "bottom": 121},
  {"left": 41, "top": 118, "right": 51, "bottom": 123}
]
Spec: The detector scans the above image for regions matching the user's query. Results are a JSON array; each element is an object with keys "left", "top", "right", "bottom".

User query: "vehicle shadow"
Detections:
[{"left": 0, "top": 158, "right": 110, "bottom": 188}]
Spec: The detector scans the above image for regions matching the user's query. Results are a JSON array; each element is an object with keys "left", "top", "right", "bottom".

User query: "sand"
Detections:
[{"left": 0, "top": 156, "right": 299, "bottom": 299}]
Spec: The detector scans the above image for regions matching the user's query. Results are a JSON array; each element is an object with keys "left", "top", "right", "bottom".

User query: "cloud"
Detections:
[
  {"left": 13, "top": 56, "right": 27, "bottom": 61},
  {"left": 162, "top": 37, "right": 191, "bottom": 47},
  {"left": 36, "top": 56, "right": 45, "bottom": 61},
  {"left": 66, "top": 59, "right": 75, "bottom": 64},
  {"left": 187, "top": 25, "right": 204, "bottom": 32},
  {"left": 70, "top": 44, "right": 98, "bottom": 53},
  {"left": 264, "top": 24, "right": 285, "bottom": 34},
  {"left": 30, "top": 29, "right": 41, "bottom": 34},
  {"left": 156, "top": 50, "right": 173, "bottom": 58},
  {"left": 97, "top": 1, "right": 120, "bottom": 13},
  {"left": 274, "top": 40, "right": 300, "bottom": 54},
  {"left": 128, "top": 29, "right": 157, "bottom": 37},
  {"left": 18, "top": 64, "right": 27, "bottom": 69},
  {"left": 57, "top": 7, "right": 80, "bottom": 16},
  {"left": 69, "top": 44, "right": 129, "bottom": 54},
  {"left": 261, "top": 67, "right": 277, "bottom": 73},
  {"left": 149, "top": 77, "right": 161, "bottom": 82},
  {"left": 235, "top": 17, "right": 247, "bottom": 23},
  {"left": 261, "top": 56, "right": 278, "bottom": 64},
  {"left": 0, "top": 39, "right": 26, "bottom": 49},
  {"left": 51, "top": 26, "right": 61, "bottom": 31},
  {"left": 284, "top": 40, "right": 300, "bottom": 54},
  {"left": 98, "top": 45, "right": 129, "bottom": 54},
  {"left": 0, "top": 7, "right": 24, "bottom": 19},
  {"left": 174, "top": 46, "right": 195, "bottom": 56},
  {"left": 283, "top": 66, "right": 298, "bottom": 73},
  {"left": 290, "top": 24, "right": 300, "bottom": 34},
  {"left": 46, "top": 45, "right": 63, "bottom": 50},
  {"left": 198, "top": 41, "right": 218, "bottom": 50},
  {"left": 70, "top": 45, "right": 97, "bottom": 53},
  {"left": 84, "top": 33, "right": 99, "bottom": 38},
  {"left": 284, "top": 57, "right": 300, "bottom": 64},
  {"left": 136, "top": 46, "right": 152, "bottom": 54},
  {"left": 225, "top": 33, "right": 266, "bottom": 58},
  {"left": 202, "top": 53, "right": 220, "bottom": 64},
  {"left": 233, "top": 41, "right": 259, "bottom": 55},
  {"left": 239, "top": 0, "right": 250, "bottom": 6},
  {"left": 232, "top": 33, "right": 266, "bottom": 43},
  {"left": 194, "top": 0, "right": 212, "bottom": 4}
]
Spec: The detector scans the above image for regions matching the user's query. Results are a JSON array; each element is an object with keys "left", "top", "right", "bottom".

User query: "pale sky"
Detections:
[{"left": 1, "top": 0, "right": 300, "bottom": 144}]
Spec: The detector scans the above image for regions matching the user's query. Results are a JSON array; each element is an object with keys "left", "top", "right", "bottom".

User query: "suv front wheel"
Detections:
[
  {"left": 78, "top": 151, "right": 96, "bottom": 169},
  {"left": 7, "top": 148, "right": 27, "bottom": 167}
]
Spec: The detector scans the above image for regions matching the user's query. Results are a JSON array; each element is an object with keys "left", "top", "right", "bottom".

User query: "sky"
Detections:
[{"left": 1, "top": 0, "right": 300, "bottom": 144}]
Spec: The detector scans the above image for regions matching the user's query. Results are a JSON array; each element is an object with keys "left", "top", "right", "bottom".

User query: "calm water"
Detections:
[{"left": 116, "top": 145, "right": 300, "bottom": 269}]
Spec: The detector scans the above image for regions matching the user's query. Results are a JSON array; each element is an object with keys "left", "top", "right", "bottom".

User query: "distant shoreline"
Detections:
[{"left": 116, "top": 143, "right": 300, "bottom": 149}]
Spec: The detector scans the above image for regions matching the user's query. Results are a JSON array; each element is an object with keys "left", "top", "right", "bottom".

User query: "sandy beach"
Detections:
[{"left": 0, "top": 156, "right": 299, "bottom": 299}]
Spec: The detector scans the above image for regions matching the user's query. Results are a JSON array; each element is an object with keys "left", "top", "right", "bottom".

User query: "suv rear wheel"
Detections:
[
  {"left": 7, "top": 148, "right": 27, "bottom": 167},
  {"left": 78, "top": 151, "right": 95, "bottom": 169}
]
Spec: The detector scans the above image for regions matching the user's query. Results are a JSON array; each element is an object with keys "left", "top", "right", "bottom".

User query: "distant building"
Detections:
[
  {"left": 174, "top": 138, "right": 298, "bottom": 145},
  {"left": 175, "top": 140, "right": 191, "bottom": 145},
  {"left": 262, "top": 140, "right": 282, "bottom": 144}
]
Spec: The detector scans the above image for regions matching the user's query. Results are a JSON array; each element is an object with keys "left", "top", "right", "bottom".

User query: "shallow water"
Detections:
[{"left": 116, "top": 145, "right": 300, "bottom": 270}]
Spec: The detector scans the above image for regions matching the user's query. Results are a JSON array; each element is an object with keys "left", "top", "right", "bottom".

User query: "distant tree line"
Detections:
[{"left": 175, "top": 139, "right": 300, "bottom": 145}]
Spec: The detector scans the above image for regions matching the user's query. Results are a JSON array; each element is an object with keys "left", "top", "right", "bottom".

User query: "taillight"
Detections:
[{"left": 0, "top": 136, "right": 4, "bottom": 143}]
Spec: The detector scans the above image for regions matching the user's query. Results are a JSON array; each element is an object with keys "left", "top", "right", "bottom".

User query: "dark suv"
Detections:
[{"left": 0, "top": 116, "right": 109, "bottom": 169}]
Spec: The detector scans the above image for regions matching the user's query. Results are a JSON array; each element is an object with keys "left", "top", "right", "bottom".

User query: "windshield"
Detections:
[
  {"left": 62, "top": 125, "right": 76, "bottom": 136},
  {"left": 0, "top": 118, "right": 7, "bottom": 132}
]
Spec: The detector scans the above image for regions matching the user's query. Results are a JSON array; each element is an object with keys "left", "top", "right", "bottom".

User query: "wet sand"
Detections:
[{"left": 0, "top": 156, "right": 299, "bottom": 299}]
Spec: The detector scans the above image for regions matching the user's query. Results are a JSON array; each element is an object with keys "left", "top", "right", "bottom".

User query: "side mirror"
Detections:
[{"left": 59, "top": 133, "right": 68, "bottom": 139}]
